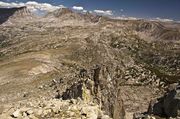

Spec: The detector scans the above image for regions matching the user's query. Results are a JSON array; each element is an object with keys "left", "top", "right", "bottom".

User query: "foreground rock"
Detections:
[
  {"left": 60, "top": 74, "right": 126, "bottom": 119},
  {"left": 134, "top": 84, "right": 180, "bottom": 119},
  {"left": 149, "top": 85, "right": 180, "bottom": 117},
  {"left": 0, "top": 97, "right": 112, "bottom": 119}
]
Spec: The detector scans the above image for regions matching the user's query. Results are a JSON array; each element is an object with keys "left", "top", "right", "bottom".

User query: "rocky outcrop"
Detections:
[
  {"left": 148, "top": 84, "right": 180, "bottom": 118},
  {"left": 61, "top": 80, "right": 92, "bottom": 102},
  {"left": 0, "top": 97, "right": 112, "bottom": 119},
  {"left": 59, "top": 65, "right": 126, "bottom": 119},
  {"left": 134, "top": 84, "right": 180, "bottom": 119}
]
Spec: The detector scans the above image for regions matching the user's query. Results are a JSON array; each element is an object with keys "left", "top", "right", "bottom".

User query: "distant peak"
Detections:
[{"left": 51, "top": 8, "right": 73, "bottom": 17}]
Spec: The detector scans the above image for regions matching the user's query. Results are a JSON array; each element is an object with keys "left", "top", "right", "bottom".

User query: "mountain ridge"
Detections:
[{"left": 0, "top": 6, "right": 32, "bottom": 24}]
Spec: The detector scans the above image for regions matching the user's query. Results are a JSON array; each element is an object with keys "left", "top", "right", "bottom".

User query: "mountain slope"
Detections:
[
  {"left": 0, "top": 7, "right": 180, "bottom": 119},
  {"left": 46, "top": 8, "right": 101, "bottom": 23},
  {"left": 134, "top": 20, "right": 180, "bottom": 41}
]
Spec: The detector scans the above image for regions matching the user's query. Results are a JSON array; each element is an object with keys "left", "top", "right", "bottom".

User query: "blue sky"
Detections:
[{"left": 1, "top": 0, "right": 180, "bottom": 21}]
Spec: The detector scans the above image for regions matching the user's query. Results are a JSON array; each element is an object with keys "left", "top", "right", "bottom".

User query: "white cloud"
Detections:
[
  {"left": 0, "top": 1, "right": 114, "bottom": 16},
  {"left": 0, "top": 1, "right": 21, "bottom": 7},
  {"left": 72, "top": 6, "right": 84, "bottom": 11},
  {"left": 0, "top": 1, "right": 65, "bottom": 12},
  {"left": 89, "top": 11, "right": 93, "bottom": 14},
  {"left": 150, "top": 17, "right": 174, "bottom": 22},
  {"left": 115, "top": 16, "right": 140, "bottom": 20},
  {"left": 115, "top": 16, "right": 177, "bottom": 23},
  {"left": 82, "top": 10, "right": 87, "bottom": 13},
  {"left": 26, "top": 1, "right": 63, "bottom": 12},
  {"left": 94, "top": 10, "right": 113, "bottom": 15}
]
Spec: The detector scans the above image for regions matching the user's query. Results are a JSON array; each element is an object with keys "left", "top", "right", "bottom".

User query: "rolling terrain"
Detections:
[{"left": 0, "top": 7, "right": 180, "bottom": 119}]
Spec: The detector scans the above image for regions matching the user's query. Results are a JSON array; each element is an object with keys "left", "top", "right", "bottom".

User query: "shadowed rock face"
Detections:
[
  {"left": 147, "top": 84, "right": 180, "bottom": 118},
  {"left": 0, "top": 6, "right": 30, "bottom": 24}
]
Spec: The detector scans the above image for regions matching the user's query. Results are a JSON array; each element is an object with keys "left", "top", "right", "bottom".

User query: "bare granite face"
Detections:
[{"left": 0, "top": 7, "right": 180, "bottom": 119}]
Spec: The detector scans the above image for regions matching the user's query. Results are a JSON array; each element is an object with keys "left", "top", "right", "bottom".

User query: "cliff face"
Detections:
[{"left": 0, "top": 6, "right": 31, "bottom": 24}]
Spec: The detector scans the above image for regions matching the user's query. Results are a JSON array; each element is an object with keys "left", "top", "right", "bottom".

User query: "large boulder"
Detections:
[
  {"left": 148, "top": 84, "right": 180, "bottom": 118},
  {"left": 163, "top": 86, "right": 180, "bottom": 117}
]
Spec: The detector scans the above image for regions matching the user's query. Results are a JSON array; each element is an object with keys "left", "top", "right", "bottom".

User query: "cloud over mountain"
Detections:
[
  {"left": 72, "top": 6, "right": 84, "bottom": 11},
  {"left": 94, "top": 10, "right": 113, "bottom": 15},
  {"left": 0, "top": 1, "right": 114, "bottom": 16},
  {"left": 1, "top": 1, "right": 175, "bottom": 22},
  {"left": 0, "top": 1, "right": 65, "bottom": 12},
  {"left": 150, "top": 17, "right": 174, "bottom": 22}
]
